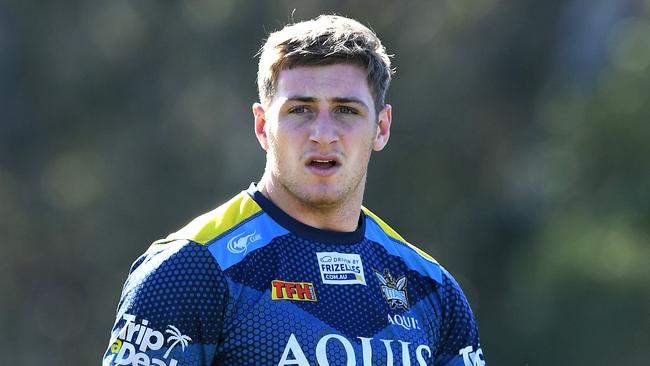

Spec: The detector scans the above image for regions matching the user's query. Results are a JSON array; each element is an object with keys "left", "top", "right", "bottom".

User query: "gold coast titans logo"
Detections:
[{"left": 374, "top": 269, "right": 408, "bottom": 310}]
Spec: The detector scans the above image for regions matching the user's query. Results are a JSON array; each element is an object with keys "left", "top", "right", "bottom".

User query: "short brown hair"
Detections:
[{"left": 257, "top": 15, "right": 394, "bottom": 111}]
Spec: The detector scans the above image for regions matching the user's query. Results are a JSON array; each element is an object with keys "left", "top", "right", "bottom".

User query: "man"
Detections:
[{"left": 103, "top": 15, "right": 486, "bottom": 366}]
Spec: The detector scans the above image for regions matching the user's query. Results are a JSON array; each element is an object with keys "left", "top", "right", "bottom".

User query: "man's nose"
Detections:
[{"left": 309, "top": 112, "right": 339, "bottom": 145}]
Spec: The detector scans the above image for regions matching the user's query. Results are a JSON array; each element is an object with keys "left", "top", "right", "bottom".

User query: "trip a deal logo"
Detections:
[
  {"left": 316, "top": 252, "right": 366, "bottom": 285},
  {"left": 107, "top": 314, "right": 191, "bottom": 366}
]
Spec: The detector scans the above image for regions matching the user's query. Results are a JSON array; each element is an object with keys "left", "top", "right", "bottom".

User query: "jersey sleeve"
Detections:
[
  {"left": 102, "top": 240, "right": 229, "bottom": 366},
  {"left": 434, "top": 269, "right": 486, "bottom": 366}
]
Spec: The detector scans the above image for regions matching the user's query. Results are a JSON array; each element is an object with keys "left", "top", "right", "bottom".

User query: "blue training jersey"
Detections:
[{"left": 103, "top": 185, "right": 486, "bottom": 366}]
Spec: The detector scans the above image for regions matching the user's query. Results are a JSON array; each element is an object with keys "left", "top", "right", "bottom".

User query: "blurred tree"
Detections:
[{"left": 1, "top": 0, "right": 648, "bottom": 365}]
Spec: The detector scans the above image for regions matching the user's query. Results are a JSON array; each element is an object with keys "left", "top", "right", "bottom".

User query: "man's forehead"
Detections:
[{"left": 275, "top": 64, "right": 373, "bottom": 100}]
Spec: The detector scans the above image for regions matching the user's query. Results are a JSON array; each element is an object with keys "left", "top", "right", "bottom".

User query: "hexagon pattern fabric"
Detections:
[{"left": 103, "top": 186, "right": 485, "bottom": 366}]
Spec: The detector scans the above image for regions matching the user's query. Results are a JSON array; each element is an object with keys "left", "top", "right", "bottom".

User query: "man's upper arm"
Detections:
[
  {"left": 434, "top": 270, "right": 486, "bottom": 366},
  {"left": 103, "top": 240, "right": 228, "bottom": 366}
]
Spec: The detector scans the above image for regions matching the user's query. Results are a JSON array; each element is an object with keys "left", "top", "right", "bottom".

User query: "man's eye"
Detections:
[
  {"left": 288, "top": 106, "right": 309, "bottom": 114},
  {"left": 336, "top": 106, "right": 358, "bottom": 114}
]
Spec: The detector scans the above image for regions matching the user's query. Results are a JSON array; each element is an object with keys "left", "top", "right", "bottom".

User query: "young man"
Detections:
[{"left": 103, "top": 15, "right": 486, "bottom": 366}]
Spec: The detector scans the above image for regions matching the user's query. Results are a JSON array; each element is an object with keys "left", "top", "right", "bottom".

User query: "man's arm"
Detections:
[
  {"left": 103, "top": 240, "right": 228, "bottom": 366},
  {"left": 434, "top": 269, "right": 486, "bottom": 366}
]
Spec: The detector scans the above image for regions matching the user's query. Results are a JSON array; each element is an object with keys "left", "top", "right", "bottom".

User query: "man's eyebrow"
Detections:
[
  {"left": 331, "top": 97, "right": 370, "bottom": 111},
  {"left": 285, "top": 96, "right": 317, "bottom": 103}
]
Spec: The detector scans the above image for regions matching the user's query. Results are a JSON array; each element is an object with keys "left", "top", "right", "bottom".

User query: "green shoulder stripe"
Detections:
[{"left": 153, "top": 192, "right": 262, "bottom": 246}]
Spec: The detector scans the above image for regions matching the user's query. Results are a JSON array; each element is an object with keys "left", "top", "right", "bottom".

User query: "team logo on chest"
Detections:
[
  {"left": 374, "top": 269, "right": 409, "bottom": 310},
  {"left": 316, "top": 252, "right": 366, "bottom": 285}
]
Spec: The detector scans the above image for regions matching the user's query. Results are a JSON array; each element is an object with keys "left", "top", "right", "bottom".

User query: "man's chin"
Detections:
[
  {"left": 301, "top": 195, "right": 341, "bottom": 208},
  {"left": 296, "top": 188, "right": 347, "bottom": 208}
]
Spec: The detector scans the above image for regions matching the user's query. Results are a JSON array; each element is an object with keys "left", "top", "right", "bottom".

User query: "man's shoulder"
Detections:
[
  {"left": 153, "top": 190, "right": 263, "bottom": 246},
  {"left": 362, "top": 206, "right": 443, "bottom": 284}
]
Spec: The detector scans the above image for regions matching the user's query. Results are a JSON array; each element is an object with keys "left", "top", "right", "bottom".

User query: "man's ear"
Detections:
[
  {"left": 373, "top": 104, "right": 392, "bottom": 151},
  {"left": 253, "top": 103, "right": 269, "bottom": 150}
]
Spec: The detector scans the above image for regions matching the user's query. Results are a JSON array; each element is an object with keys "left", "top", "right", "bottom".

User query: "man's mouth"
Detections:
[
  {"left": 309, "top": 159, "right": 337, "bottom": 169},
  {"left": 306, "top": 157, "right": 340, "bottom": 176}
]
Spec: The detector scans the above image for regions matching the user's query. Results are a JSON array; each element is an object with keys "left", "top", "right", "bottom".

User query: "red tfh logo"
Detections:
[{"left": 271, "top": 280, "right": 317, "bottom": 301}]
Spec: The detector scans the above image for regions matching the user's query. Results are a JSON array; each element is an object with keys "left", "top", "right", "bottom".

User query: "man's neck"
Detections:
[{"left": 256, "top": 178, "right": 364, "bottom": 232}]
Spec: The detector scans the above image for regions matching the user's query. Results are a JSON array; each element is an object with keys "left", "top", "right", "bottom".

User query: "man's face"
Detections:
[{"left": 253, "top": 63, "right": 391, "bottom": 209}]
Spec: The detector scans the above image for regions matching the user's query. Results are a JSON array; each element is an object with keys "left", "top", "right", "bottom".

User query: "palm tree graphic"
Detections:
[{"left": 163, "top": 325, "right": 192, "bottom": 359}]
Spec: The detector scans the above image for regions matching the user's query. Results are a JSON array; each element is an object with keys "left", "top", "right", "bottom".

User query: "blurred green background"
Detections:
[{"left": 2, "top": 0, "right": 649, "bottom": 365}]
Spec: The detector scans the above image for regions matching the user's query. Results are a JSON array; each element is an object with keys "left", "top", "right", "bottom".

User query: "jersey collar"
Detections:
[{"left": 246, "top": 183, "right": 366, "bottom": 245}]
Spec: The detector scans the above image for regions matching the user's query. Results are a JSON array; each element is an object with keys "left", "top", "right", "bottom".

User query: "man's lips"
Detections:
[
  {"left": 305, "top": 155, "right": 341, "bottom": 176},
  {"left": 310, "top": 159, "right": 337, "bottom": 168}
]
